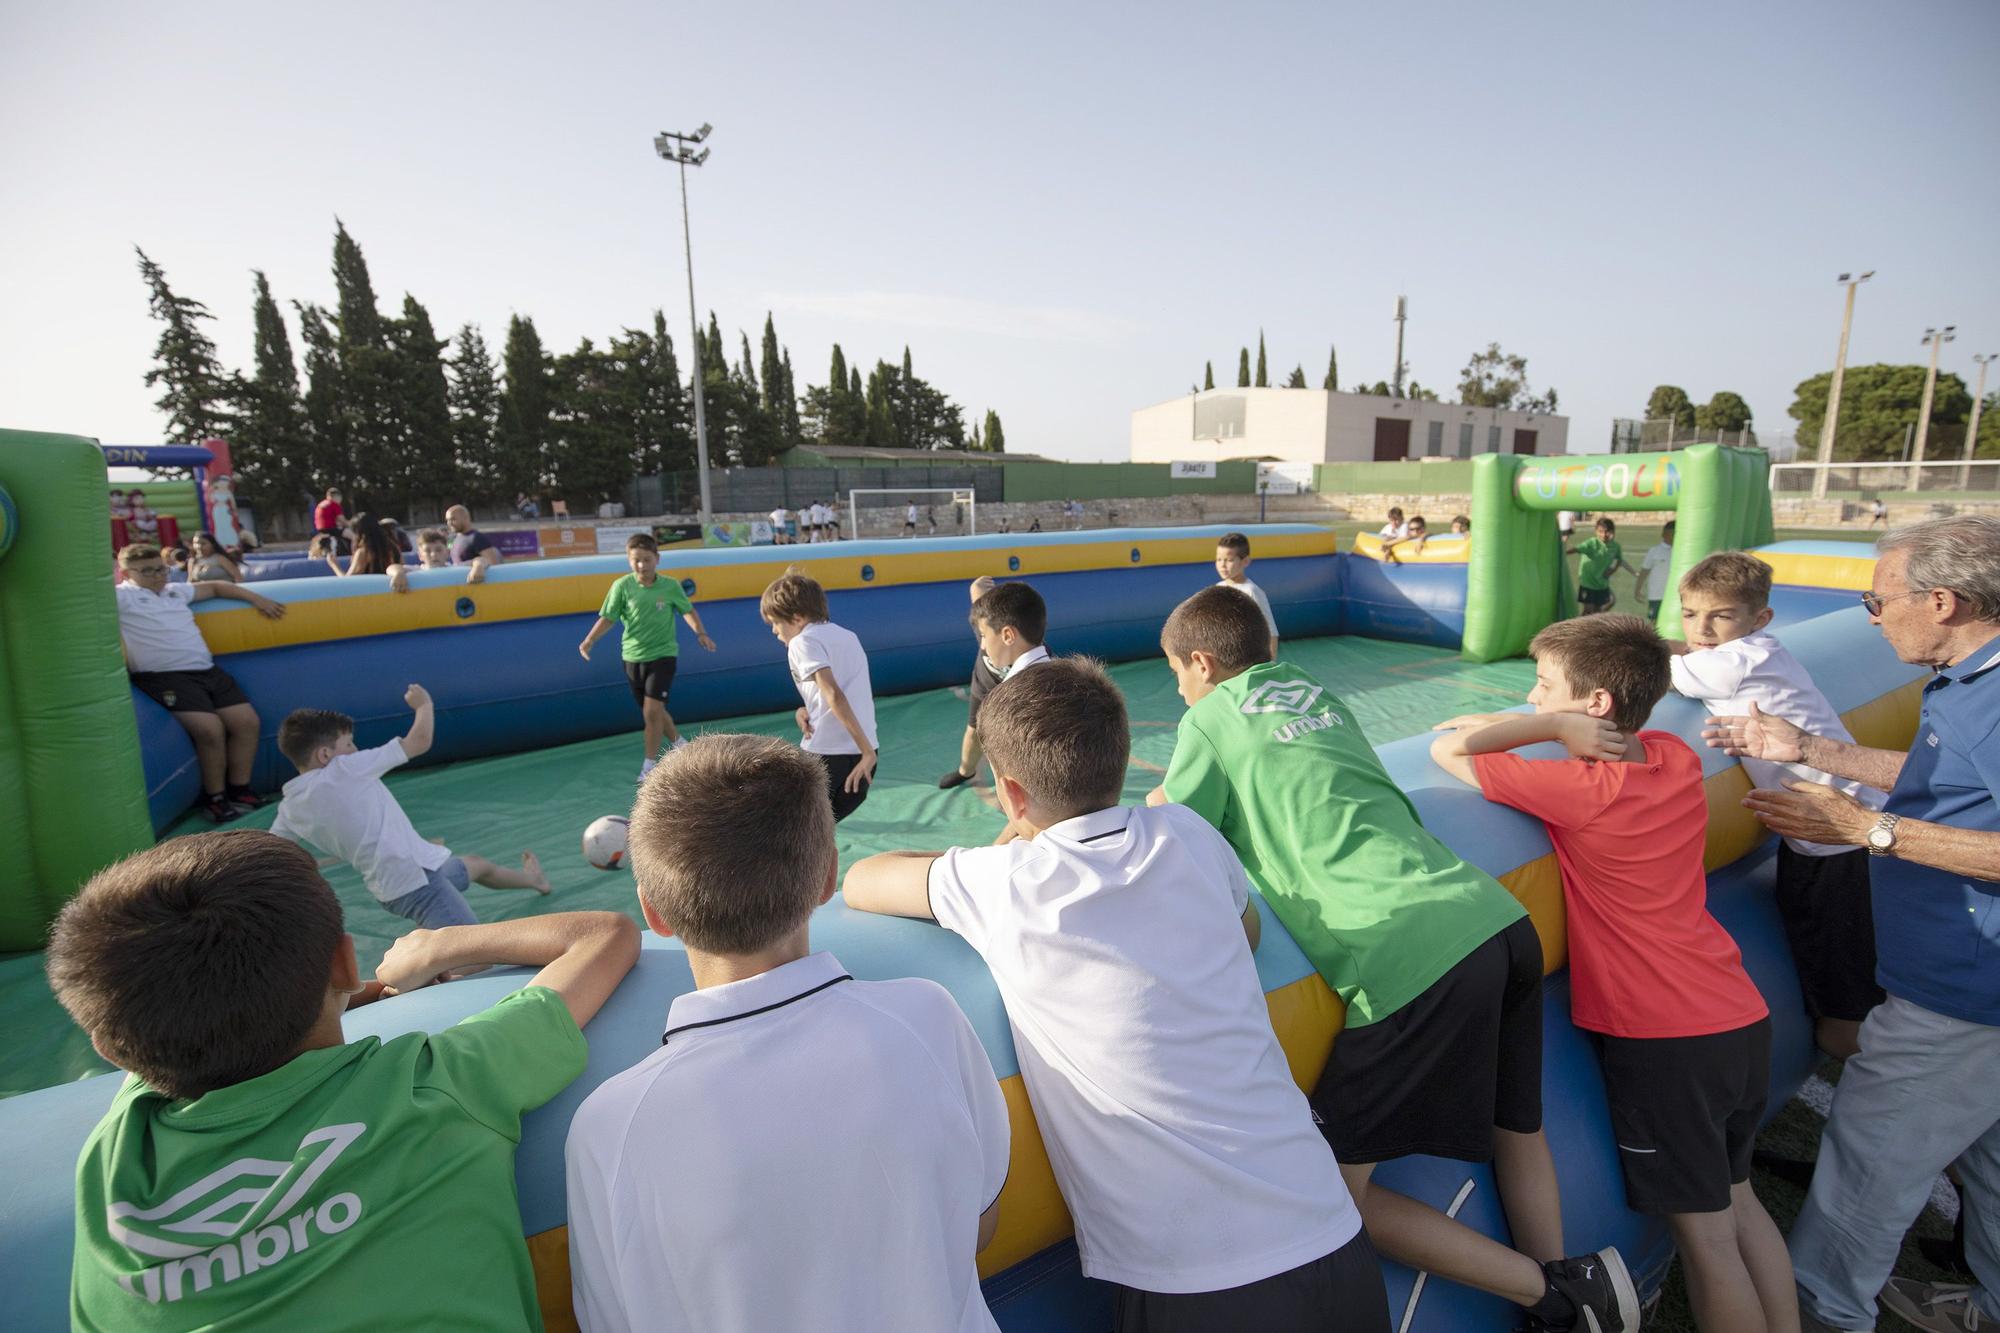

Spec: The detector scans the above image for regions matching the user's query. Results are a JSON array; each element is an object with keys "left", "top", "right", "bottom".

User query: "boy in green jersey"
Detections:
[
  {"left": 1147, "top": 587, "right": 1638, "bottom": 1333},
  {"left": 579, "top": 532, "right": 717, "bottom": 782},
  {"left": 48, "top": 829, "right": 639, "bottom": 1332},
  {"left": 1569, "top": 517, "right": 1635, "bottom": 615}
]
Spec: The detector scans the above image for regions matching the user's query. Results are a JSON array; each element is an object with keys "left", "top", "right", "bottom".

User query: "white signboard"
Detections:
[
  {"left": 594, "top": 524, "right": 652, "bottom": 554},
  {"left": 1170, "top": 460, "right": 1217, "bottom": 479},
  {"left": 1257, "top": 463, "right": 1314, "bottom": 495}
]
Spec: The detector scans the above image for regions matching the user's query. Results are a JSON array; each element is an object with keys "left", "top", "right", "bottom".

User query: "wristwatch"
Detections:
[{"left": 1865, "top": 812, "right": 1902, "bottom": 856}]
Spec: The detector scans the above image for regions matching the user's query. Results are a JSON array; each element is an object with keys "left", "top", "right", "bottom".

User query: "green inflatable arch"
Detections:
[
  {"left": 1461, "top": 444, "right": 1774, "bottom": 663},
  {"left": 0, "top": 429, "right": 155, "bottom": 950}
]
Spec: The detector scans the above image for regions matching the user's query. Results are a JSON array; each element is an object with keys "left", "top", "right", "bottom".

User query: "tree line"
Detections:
[
  {"left": 1197, "top": 334, "right": 1555, "bottom": 411},
  {"left": 138, "top": 224, "right": 1005, "bottom": 524},
  {"left": 1785, "top": 365, "right": 1997, "bottom": 461}
]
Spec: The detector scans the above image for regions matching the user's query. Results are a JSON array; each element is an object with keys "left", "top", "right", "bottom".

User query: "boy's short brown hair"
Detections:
[
  {"left": 1216, "top": 531, "right": 1251, "bottom": 558},
  {"left": 628, "top": 734, "right": 834, "bottom": 953},
  {"left": 977, "top": 657, "right": 1128, "bottom": 820},
  {"left": 418, "top": 528, "right": 448, "bottom": 547},
  {"left": 116, "top": 543, "right": 161, "bottom": 566},
  {"left": 970, "top": 581, "right": 1047, "bottom": 646},
  {"left": 279, "top": 708, "right": 354, "bottom": 769},
  {"left": 625, "top": 532, "right": 659, "bottom": 554},
  {"left": 1678, "top": 550, "right": 1772, "bottom": 612},
  {"left": 1528, "top": 613, "right": 1671, "bottom": 734},
  {"left": 759, "top": 570, "right": 830, "bottom": 624},
  {"left": 1160, "top": 585, "right": 1273, "bottom": 672},
  {"left": 47, "top": 831, "right": 344, "bottom": 1101}
]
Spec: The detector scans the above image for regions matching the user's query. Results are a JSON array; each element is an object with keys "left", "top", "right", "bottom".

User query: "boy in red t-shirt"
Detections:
[{"left": 1429, "top": 614, "right": 1795, "bottom": 1333}]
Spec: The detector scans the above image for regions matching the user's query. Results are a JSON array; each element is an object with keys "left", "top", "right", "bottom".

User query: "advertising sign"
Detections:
[
  {"left": 653, "top": 522, "right": 704, "bottom": 549},
  {"left": 537, "top": 526, "right": 597, "bottom": 558},
  {"left": 594, "top": 524, "right": 652, "bottom": 554},
  {"left": 491, "top": 529, "right": 542, "bottom": 559},
  {"left": 702, "top": 521, "right": 772, "bottom": 548},
  {"left": 1170, "top": 460, "right": 1218, "bottom": 479}
]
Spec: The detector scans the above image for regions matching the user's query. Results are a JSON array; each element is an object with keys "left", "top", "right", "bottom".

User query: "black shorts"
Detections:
[
  {"left": 1578, "top": 584, "right": 1614, "bottom": 608},
  {"left": 131, "top": 666, "right": 250, "bottom": 714},
  {"left": 624, "top": 656, "right": 679, "bottom": 707},
  {"left": 1113, "top": 1230, "right": 1388, "bottom": 1333},
  {"left": 1596, "top": 1017, "right": 1771, "bottom": 1214},
  {"left": 1310, "top": 915, "right": 1544, "bottom": 1163},
  {"left": 966, "top": 652, "right": 1005, "bottom": 726},
  {"left": 814, "top": 751, "right": 872, "bottom": 822},
  {"left": 1774, "top": 844, "right": 1884, "bottom": 1023}
]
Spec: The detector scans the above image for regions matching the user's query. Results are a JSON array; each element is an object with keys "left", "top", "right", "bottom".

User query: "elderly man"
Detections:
[
  {"left": 1707, "top": 515, "right": 2000, "bottom": 1333},
  {"left": 443, "top": 504, "right": 502, "bottom": 584}
]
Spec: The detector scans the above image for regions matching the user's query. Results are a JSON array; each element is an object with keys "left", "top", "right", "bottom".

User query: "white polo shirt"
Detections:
[
  {"left": 1671, "top": 630, "right": 1886, "bottom": 855},
  {"left": 1641, "top": 542, "right": 1675, "bottom": 601},
  {"left": 789, "top": 621, "right": 878, "bottom": 755},
  {"left": 1004, "top": 643, "right": 1051, "bottom": 676},
  {"left": 269, "top": 739, "right": 451, "bottom": 901},
  {"left": 115, "top": 583, "right": 214, "bottom": 673},
  {"left": 769, "top": 507, "right": 787, "bottom": 530},
  {"left": 926, "top": 804, "right": 1361, "bottom": 1294},
  {"left": 1218, "top": 577, "right": 1279, "bottom": 638},
  {"left": 1377, "top": 521, "right": 1408, "bottom": 541},
  {"left": 565, "top": 952, "right": 1008, "bottom": 1333}
]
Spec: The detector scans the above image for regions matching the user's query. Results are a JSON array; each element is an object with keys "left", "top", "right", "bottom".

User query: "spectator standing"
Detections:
[
  {"left": 1707, "top": 516, "right": 2000, "bottom": 1333},
  {"left": 313, "top": 487, "right": 345, "bottom": 546},
  {"left": 444, "top": 504, "right": 502, "bottom": 584}
]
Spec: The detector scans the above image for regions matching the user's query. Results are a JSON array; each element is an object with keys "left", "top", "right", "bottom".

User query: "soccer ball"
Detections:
[{"left": 582, "top": 816, "right": 630, "bottom": 871}]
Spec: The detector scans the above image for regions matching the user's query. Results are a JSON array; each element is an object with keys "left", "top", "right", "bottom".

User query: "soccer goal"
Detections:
[
  {"left": 846, "top": 487, "right": 977, "bottom": 540},
  {"left": 1768, "top": 458, "right": 2000, "bottom": 500}
]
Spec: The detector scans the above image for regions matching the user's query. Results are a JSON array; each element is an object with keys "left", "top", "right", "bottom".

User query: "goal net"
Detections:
[
  {"left": 1769, "top": 459, "right": 2000, "bottom": 501},
  {"left": 846, "top": 487, "right": 977, "bottom": 540}
]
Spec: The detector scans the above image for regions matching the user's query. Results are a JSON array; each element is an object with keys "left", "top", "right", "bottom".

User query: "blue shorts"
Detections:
[{"left": 382, "top": 857, "right": 479, "bottom": 929}]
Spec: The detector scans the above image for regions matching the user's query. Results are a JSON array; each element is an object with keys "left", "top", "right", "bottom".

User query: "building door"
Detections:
[
  {"left": 1373, "top": 418, "right": 1412, "bottom": 461},
  {"left": 1512, "top": 429, "right": 1538, "bottom": 454}
]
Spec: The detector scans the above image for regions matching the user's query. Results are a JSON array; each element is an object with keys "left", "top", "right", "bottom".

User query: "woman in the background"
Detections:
[
  {"left": 320, "top": 512, "right": 410, "bottom": 592},
  {"left": 188, "top": 532, "right": 243, "bottom": 583}
]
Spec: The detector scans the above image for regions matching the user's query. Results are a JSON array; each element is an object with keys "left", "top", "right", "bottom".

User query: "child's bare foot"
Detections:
[{"left": 522, "top": 851, "right": 552, "bottom": 896}]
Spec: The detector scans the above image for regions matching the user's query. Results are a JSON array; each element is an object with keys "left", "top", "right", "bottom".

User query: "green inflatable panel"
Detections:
[
  {"left": 1462, "top": 445, "right": 1774, "bottom": 662},
  {"left": 0, "top": 430, "right": 154, "bottom": 950}
]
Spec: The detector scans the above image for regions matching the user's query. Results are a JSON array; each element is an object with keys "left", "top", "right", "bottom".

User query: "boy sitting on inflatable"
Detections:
[{"left": 1432, "top": 614, "right": 1795, "bottom": 1333}]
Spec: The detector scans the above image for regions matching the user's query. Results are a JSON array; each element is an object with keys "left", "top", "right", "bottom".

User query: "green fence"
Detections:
[{"left": 1310, "top": 460, "right": 1476, "bottom": 494}]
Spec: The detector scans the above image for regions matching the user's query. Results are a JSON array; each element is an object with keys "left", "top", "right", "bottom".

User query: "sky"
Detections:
[{"left": 4, "top": 0, "right": 1998, "bottom": 464}]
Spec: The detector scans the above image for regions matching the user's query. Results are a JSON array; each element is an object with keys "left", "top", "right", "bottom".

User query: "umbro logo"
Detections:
[{"left": 1240, "top": 681, "right": 1324, "bottom": 716}]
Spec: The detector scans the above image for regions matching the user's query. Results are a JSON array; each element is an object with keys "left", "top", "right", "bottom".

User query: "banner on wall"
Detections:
[
  {"left": 492, "top": 529, "right": 542, "bottom": 559},
  {"left": 703, "top": 521, "right": 773, "bottom": 547},
  {"left": 1169, "top": 461, "right": 1217, "bottom": 479},
  {"left": 1257, "top": 463, "right": 1314, "bottom": 495},
  {"left": 653, "top": 522, "right": 704, "bottom": 549},
  {"left": 594, "top": 524, "right": 653, "bottom": 554},
  {"left": 537, "top": 526, "right": 597, "bottom": 558}
]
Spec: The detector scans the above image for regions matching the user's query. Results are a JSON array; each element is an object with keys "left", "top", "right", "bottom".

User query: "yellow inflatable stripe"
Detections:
[
  {"left": 1842, "top": 678, "right": 1924, "bottom": 751},
  {"left": 197, "top": 532, "right": 1339, "bottom": 654},
  {"left": 1499, "top": 856, "right": 1568, "bottom": 974},
  {"left": 528, "top": 1227, "right": 579, "bottom": 1333},
  {"left": 1754, "top": 550, "right": 1876, "bottom": 592},
  {"left": 1350, "top": 532, "right": 1470, "bottom": 564}
]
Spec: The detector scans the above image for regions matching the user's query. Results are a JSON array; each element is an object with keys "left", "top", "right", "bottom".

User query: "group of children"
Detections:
[
  {"left": 71, "top": 526, "right": 1884, "bottom": 1332},
  {"left": 769, "top": 499, "right": 842, "bottom": 544}
]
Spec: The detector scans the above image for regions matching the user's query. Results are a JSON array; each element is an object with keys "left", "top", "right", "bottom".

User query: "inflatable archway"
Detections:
[{"left": 1462, "top": 445, "right": 1775, "bottom": 661}]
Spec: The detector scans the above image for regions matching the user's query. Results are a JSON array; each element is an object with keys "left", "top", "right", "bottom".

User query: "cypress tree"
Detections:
[
  {"left": 550, "top": 337, "right": 633, "bottom": 504},
  {"left": 390, "top": 294, "right": 454, "bottom": 516},
  {"left": 236, "top": 270, "right": 313, "bottom": 522},
  {"left": 135, "top": 247, "right": 235, "bottom": 443},
  {"left": 295, "top": 301, "right": 347, "bottom": 498},
  {"left": 495, "top": 314, "right": 553, "bottom": 500},
  {"left": 759, "top": 314, "right": 785, "bottom": 418},
  {"left": 1324, "top": 345, "right": 1339, "bottom": 391},
  {"left": 983, "top": 409, "right": 1005, "bottom": 454},
  {"left": 1237, "top": 348, "right": 1251, "bottom": 387},
  {"left": 970, "top": 418, "right": 983, "bottom": 451},
  {"left": 614, "top": 312, "right": 692, "bottom": 477},
  {"left": 865, "top": 362, "right": 897, "bottom": 449},
  {"left": 328, "top": 222, "right": 400, "bottom": 508},
  {"left": 1285, "top": 365, "right": 1307, "bottom": 388},
  {"left": 781, "top": 348, "right": 802, "bottom": 444},
  {"left": 447, "top": 324, "right": 501, "bottom": 503},
  {"left": 1203, "top": 362, "right": 1214, "bottom": 391},
  {"left": 1255, "top": 332, "right": 1268, "bottom": 387}
]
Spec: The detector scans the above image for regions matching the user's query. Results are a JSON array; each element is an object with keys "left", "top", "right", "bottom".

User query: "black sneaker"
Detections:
[
  {"left": 1542, "top": 1248, "right": 1639, "bottom": 1332},
  {"left": 200, "top": 794, "right": 249, "bottom": 823},
  {"left": 938, "top": 768, "right": 974, "bottom": 790},
  {"left": 224, "top": 784, "right": 264, "bottom": 809}
]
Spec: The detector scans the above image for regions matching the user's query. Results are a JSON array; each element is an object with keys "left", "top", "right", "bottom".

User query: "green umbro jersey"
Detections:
[
  {"left": 601, "top": 572, "right": 695, "bottom": 663},
  {"left": 1163, "top": 663, "right": 1525, "bottom": 1026},
  {"left": 71, "top": 986, "right": 584, "bottom": 1331},
  {"left": 1574, "top": 536, "right": 1623, "bottom": 591}
]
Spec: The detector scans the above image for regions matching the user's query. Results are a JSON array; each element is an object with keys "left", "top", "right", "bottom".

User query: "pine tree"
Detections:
[
  {"left": 1285, "top": 365, "right": 1307, "bottom": 388},
  {"left": 550, "top": 337, "right": 634, "bottom": 504},
  {"left": 1255, "top": 332, "right": 1268, "bottom": 388},
  {"left": 235, "top": 270, "right": 313, "bottom": 523},
  {"left": 295, "top": 302, "right": 347, "bottom": 497},
  {"left": 1324, "top": 345, "right": 1339, "bottom": 391},
  {"left": 759, "top": 314, "right": 785, "bottom": 420},
  {"left": 495, "top": 314, "right": 553, "bottom": 500},
  {"left": 447, "top": 324, "right": 501, "bottom": 504},
  {"left": 328, "top": 222, "right": 400, "bottom": 509},
  {"left": 865, "top": 362, "right": 898, "bottom": 449},
  {"left": 613, "top": 312, "right": 693, "bottom": 477},
  {"left": 389, "top": 295, "right": 455, "bottom": 517},
  {"left": 781, "top": 348, "right": 802, "bottom": 444},
  {"left": 735, "top": 332, "right": 781, "bottom": 466},
  {"left": 970, "top": 419, "right": 983, "bottom": 451},
  {"left": 1203, "top": 362, "right": 1214, "bottom": 391},
  {"left": 983, "top": 409, "right": 1005, "bottom": 454},
  {"left": 135, "top": 247, "right": 235, "bottom": 443},
  {"left": 1237, "top": 348, "right": 1251, "bottom": 387}
]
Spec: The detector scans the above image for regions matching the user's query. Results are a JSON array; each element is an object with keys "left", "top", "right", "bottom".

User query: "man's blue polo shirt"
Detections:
[{"left": 1875, "top": 631, "right": 2000, "bottom": 1025}]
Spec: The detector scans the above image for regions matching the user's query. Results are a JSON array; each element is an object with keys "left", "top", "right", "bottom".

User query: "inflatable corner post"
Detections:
[
  {"left": 1461, "top": 445, "right": 1774, "bottom": 662},
  {"left": 0, "top": 430, "right": 155, "bottom": 950}
]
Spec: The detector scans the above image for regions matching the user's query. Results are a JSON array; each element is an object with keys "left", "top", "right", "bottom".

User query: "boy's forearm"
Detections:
[
  {"left": 410, "top": 912, "right": 640, "bottom": 1027},
  {"left": 403, "top": 704, "right": 435, "bottom": 756},
  {"left": 842, "top": 851, "right": 941, "bottom": 919},
  {"left": 1801, "top": 734, "right": 1905, "bottom": 790},
  {"left": 824, "top": 686, "right": 875, "bottom": 758},
  {"left": 581, "top": 617, "right": 613, "bottom": 645},
  {"left": 1458, "top": 714, "right": 1569, "bottom": 754}
]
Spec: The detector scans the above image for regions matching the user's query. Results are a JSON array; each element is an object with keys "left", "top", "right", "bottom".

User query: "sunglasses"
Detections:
[{"left": 1859, "top": 588, "right": 1927, "bottom": 616}]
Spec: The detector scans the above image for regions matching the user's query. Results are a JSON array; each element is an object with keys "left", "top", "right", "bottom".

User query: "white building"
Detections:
[{"left": 1130, "top": 387, "right": 1569, "bottom": 466}]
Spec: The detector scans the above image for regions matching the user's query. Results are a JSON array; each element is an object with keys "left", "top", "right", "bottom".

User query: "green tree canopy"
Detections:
[
  {"left": 983, "top": 409, "right": 1005, "bottom": 453},
  {"left": 1203, "top": 361, "right": 1214, "bottom": 391},
  {"left": 447, "top": 324, "right": 501, "bottom": 503},
  {"left": 495, "top": 314, "right": 553, "bottom": 497},
  {"left": 1237, "top": 347, "right": 1251, "bottom": 387},
  {"left": 1284, "top": 365, "right": 1307, "bottom": 388},
  {"left": 136, "top": 247, "right": 235, "bottom": 443},
  {"left": 1696, "top": 390, "right": 1753, "bottom": 438},
  {"left": 1255, "top": 332, "right": 1268, "bottom": 387},
  {"left": 1458, "top": 343, "right": 1544, "bottom": 409},
  {"left": 1789, "top": 364, "right": 1972, "bottom": 462},
  {"left": 389, "top": 294, "right": 456, "bottom": 515},
  {"left": 234, "top": 270, "right": 312, "bottom": 515},
  {"left": 1645, "top": 385, "right": 1697, "bottom": 429},
  {"left": 1323, "top": 345, "right": 1338, "bottom": 391}
]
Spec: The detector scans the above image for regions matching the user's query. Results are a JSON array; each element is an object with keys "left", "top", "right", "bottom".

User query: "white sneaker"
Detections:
[
  {"left": 1881, "top": 1280, "right": 1991, "bottom": 1332},
  {"left": 637, "top": 758, "right": 656, "bottom": 785},
  {"left": 670, "top": 737, "right": 690, "bottom": 750}
]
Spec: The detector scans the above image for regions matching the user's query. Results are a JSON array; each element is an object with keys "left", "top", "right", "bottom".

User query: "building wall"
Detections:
[{"left": 1131, "top": 388, "right": 1568, "bottom": 464}]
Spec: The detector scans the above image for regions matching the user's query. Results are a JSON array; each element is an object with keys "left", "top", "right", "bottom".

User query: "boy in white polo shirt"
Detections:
[
  {"left": 845, "top": 658, "right": 1388, "bottom": 1331},
  {"left": 1215, "top": 530, "right": 1279, "bottom": 660},
  {"left": 566, "top": 734, "right": 1010, "bottom": 1333},
  {"left": 941, "top": 579, "right": 1052, "bottom": 790},
  {"left": 1673, "top": 551, "right": 1886, "bottom": 1059},
  {"left": 114, "top": 541, "right": 287, "bottom": 822},
  {"left": 760, "top": 571, "right": 879, "bottom": 821},
  {"left": 270, "top": 684, "right": 551, "bottom": 929}
]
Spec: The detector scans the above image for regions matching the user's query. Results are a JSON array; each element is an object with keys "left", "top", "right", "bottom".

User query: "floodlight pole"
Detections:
[
  {"left": 1815, "top": 271, "right": 1872, "bottom": 499},
  {"left": 1912, "top": 324, "right": 1957, "bottom": 485},
  {"left": 1963, "top": 353, "right": 1995, "bottom": 489},
  {"left": 656, "top": 125, "right": 715, "bottom": 526}
]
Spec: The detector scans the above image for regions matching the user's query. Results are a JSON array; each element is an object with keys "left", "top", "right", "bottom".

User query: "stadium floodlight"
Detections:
[
  {"left": 1912, "top": 324, "right": 1958, "bottom": 470},
  {"left": 654, "top": 124, "right": 716, "bottom": 525},
  {"left": 1814, "top": 269, "right": 1876, "bottom": 498}
]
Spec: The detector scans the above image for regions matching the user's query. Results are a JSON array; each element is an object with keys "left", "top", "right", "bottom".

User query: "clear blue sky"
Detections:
[{"left": 5, "top": 0, "right": 1996, "bottom": 462}]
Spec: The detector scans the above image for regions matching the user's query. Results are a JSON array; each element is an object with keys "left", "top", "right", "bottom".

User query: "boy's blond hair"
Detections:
[
  {"left": 977, "top": 657, "right": 1128, "bottom": 820},
  {"left": 1528, "top": 613, "right": 1671, "bottom": 734},
  {"left": 116, "top": 543, "right": 162, "bottom": 566},
  {"left": 1678, "top": 550, "right": 1772, "bottom": 612},
  {"left": 759, "top": 570, "right": 830, "bottom": 625},
  {"left": 629, "top": 734, "right": 835, "bottom": 953}
]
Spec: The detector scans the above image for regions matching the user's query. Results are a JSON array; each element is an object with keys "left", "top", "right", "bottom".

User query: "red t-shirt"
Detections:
[
  {"left": 313, "top": 498, "right": 344, "bottom": 531},
  {"left": 1473, "top": 731, "right": 1768, "bottom": 1039}
]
